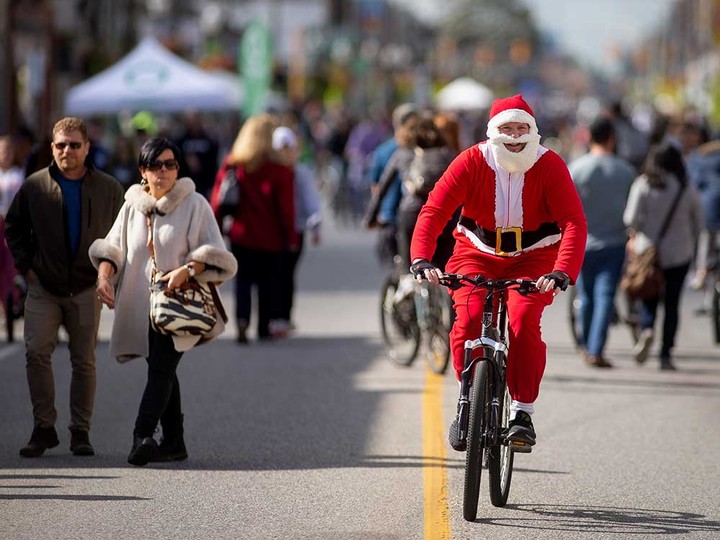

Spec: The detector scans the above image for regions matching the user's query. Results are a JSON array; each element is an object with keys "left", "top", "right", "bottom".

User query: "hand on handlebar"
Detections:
[
  {"left": 536, "top": 270, "right": 570, "bottom": 293},
  {"left": 410, "top": 258, "right": 443, "bottom": 285}
]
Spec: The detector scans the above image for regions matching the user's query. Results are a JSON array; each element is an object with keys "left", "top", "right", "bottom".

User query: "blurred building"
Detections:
[{"left": 1, "top": 0, "right": 442, "bottom": 137}]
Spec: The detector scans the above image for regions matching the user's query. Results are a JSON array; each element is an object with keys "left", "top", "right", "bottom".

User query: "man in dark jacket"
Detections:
[{"left": 5, "top": 117, "right": 124, "bottom": 458}]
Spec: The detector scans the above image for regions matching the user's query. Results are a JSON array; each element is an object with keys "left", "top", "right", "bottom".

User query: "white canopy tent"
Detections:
[
  {"left": 64, "top": 37, "right": 242, "bottom": 115},
  {"left": 435, "top": 77, "right": 494, "bottom": 111}
]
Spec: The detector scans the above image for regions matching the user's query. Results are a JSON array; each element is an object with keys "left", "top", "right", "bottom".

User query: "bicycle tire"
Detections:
[
  {"left": 488, "top": 373, "right": 514, "bottom": 507},
  {"left": 713, "top": 281, "right": 720, "bottom": 345},
  {"left": 463, "top": 360, "right": 490, "bottom": 522},
  {"left": 423, "top": 287, "right": 453, "bottom": 374},
  {"left": 379, "top": 274, "right": 420, "bottom": 366},
  {"left": 567, "top": 287, "right": 582, "bottom": 349}
]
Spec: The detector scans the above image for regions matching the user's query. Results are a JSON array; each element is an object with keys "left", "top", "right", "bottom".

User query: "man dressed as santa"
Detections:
[{"left": 410, "top": 94, "right": 587, "bottom": 451}]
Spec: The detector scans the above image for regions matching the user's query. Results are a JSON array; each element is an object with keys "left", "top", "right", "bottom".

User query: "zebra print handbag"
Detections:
[
  {"left": 149, "top": 278, "right": 217, "bottom": 336},
  {"left": 146, "top": 214, "right": 223, "bottom": 337}
]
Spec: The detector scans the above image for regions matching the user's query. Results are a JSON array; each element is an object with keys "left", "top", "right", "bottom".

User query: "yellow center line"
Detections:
[{"left": 423, "top": 366, "right": 451, "bottom": 539}]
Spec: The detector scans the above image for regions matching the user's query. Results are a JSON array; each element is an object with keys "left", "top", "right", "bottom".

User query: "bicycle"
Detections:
[
  {"left": 379, "top": 258, "right": 454, "bottom": 374},
  {"left": 437, "top": 273, "right": 540, "bottom": 521}
]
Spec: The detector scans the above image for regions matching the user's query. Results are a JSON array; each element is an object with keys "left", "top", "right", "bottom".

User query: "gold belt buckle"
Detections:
[{"left": 495, "top": 227, "right": 522, "bottom": 256}]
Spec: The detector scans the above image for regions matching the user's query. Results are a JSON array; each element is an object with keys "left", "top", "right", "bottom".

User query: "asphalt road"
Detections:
[{"left": 1, "top": 215, "right": 719, "bottom": 540}]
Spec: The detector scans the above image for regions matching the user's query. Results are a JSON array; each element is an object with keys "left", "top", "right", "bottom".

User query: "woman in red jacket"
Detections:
[
  {"left": 211, "top": 113, "right": 298, "bottom": 343},
  {"left": 410, "top": 95, "right": 587, "bottom": 451}
]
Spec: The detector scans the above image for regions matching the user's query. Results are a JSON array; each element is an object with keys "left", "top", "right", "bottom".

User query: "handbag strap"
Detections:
[
  {"left": 146, "top": 214, "right": 158, "bottom": 278},
  {"left": 657, "top": 183, "right": 685, "bottom": 242}
]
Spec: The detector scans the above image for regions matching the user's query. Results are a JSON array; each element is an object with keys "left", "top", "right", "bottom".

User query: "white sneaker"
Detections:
[{"left": 633, "top": 329, "right": 654, "bottom": 364}]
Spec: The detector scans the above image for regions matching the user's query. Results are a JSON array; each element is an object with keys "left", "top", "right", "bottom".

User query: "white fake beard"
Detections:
[{"left": 489, "top": 133, "right": 541, "bottom": 173}]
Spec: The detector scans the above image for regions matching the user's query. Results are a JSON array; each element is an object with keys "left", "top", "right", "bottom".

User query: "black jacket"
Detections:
[{"left": 5, "top": 161, "right": 124, "bottom": 296}]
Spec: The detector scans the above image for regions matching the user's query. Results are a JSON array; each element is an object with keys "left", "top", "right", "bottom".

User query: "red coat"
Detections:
[
  {"left": 211, "top": 159, "right": 298, "bottom": 252},
  {"left": 411, "top": 142, "right": 587, "bottom": 282}
]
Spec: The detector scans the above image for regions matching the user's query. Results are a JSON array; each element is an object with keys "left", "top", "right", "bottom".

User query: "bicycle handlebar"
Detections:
[{"left": 438, "top": 273, "right": 540, "bottom": 296}]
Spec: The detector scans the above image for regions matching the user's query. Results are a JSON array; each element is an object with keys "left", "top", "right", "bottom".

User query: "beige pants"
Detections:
[{"left": 24, "top": 279, "right": 102, "bottom": 432}]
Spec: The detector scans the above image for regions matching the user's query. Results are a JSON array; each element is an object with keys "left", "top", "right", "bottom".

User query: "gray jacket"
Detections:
[{"left": 623, "top": 173, "right": 703, "bottom": 268}]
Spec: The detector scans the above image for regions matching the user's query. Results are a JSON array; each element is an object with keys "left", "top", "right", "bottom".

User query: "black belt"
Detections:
[{"left": 459, "top": 215, "right": 561, "bottom": 256}]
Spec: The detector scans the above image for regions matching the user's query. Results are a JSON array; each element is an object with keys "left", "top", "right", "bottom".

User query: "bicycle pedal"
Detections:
[{"left": 507, "top": 441, "right": 533, "bottom": 453}]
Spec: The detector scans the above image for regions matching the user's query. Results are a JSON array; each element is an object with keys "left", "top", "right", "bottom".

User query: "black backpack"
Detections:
[{"left": 403, "top": 147, "right": 453, "bottom": 198}]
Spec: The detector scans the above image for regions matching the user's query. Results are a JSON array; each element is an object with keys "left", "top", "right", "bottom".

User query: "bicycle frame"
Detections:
[{"left": 457, "top": 283, "right": 509, "bottom": 447}]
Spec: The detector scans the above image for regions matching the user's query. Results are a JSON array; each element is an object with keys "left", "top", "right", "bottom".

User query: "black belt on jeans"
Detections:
[{"left": 458, "top": 215, "right": 561, "bottom": 255}]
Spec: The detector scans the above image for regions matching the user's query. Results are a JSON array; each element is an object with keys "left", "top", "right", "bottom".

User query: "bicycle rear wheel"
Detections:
[
  {"left": 423, "top": 287, "right": 453, "bottom": 374},
  {"left": 463, "top": 360, "right": 490, "bottom": 522},
  {"left": 380, "top": 274, "right": 420, "bottom": 366},
  {"left": 488, "top": 374, "right": 514, "bottom": 507}
]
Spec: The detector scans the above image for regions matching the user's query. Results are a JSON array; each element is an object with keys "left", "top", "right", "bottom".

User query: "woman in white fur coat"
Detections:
[{"left": 89, "top": 138, "right": 237, "bottom": 467}]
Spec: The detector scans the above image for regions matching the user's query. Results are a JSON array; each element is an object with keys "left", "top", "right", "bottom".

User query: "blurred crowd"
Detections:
[{"left": 1, "top": 95, "right": 720, "bottom": 351}]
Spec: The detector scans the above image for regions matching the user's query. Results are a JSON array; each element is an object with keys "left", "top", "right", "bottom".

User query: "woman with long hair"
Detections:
[
  {"left": 210, "top": 114, "right": 297, "bottom": 343},
  {"left": 624, "top": 142, "right": 703, "bottom": 370}
]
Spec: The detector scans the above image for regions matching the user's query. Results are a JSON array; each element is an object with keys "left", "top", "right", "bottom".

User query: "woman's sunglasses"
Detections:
[{"left": 146, "top": 159, "right": 179, "bottom": 172}]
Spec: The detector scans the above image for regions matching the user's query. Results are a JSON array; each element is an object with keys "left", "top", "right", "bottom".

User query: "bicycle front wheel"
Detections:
[
  {"left": 463, "top": 360, "right": 491, "bottom": 522},
  {"left": 380, "top": 275, "right": 420, "bottom": 366},
  {"left": 423, "top": 287, "right": 453, "bottom": 374},
  {"left": 488, "top": 373, "right": 514, "bottom": 507}
]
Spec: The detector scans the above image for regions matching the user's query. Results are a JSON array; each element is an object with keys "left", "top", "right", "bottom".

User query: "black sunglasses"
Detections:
[
  {"left": 53, "top": 141, "right": 84, "bottom": 150},
  {"left": 146, "top": 159, "right": 179, "bottom": 172}
]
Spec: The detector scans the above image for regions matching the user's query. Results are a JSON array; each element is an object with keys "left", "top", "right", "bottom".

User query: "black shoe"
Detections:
[
  {"left": 448, "top": 416, "right": 466, "bottom": 452},
  {"left": 19, "top": 426, "right": 59, "bottom": 457},
  {"left": 127, "top": 435, "right": 159, "bottom": 466},
  {"left": 155, "top": 438, "right": 188, "bottom": 462},
  {"left": 506, "top": 411, "right": 536, "bottom": 452},
  {"left": 660, "top": 356, "right": 677, "bottom": 371},
  {"left": 69, "top": 429, "right": 95, "bottom": 456},
  {"left": 153, "top": 414, "right": 188, "bottom": 462}
]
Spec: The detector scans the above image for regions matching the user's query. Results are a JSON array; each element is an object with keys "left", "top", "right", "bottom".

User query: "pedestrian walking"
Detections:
[
  {"left": 4, "top": 117, "right": 124, "bottom": 457},
  {"left": 624, "top": 142, "right": 703, "bottom": 370},
  {"left": 90, "top": 137, "right": 237, "bottom": 466},
  {"left": 568, "top": 117, "right": 636, "bottom": 368},
  {"left": 270, "top": 126, "right": 322, "bottom": 337},
  {"left": 210, "top": 113, "right": 297, "bottom": 343}
]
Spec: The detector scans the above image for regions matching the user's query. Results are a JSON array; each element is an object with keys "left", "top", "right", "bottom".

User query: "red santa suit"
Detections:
[{"left": 411, "top": 95, "right": 586, "bottom": 407}]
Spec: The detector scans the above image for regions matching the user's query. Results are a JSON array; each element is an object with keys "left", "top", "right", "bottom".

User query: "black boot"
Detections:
[
  {"left": 70, "top": 429, "right": 95, "bottom": 456},
  {"left": 19, "top": 425, "right": 59, "bottom": 457},
  {"left": 155, "top": 414, "right": 188, "bottom": 462},
  {"left": 127, "top": 434, "right": 159, "bottom": 466}
]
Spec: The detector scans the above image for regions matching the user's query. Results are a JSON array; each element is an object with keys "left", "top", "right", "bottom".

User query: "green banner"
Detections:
[{"left": 240, "top": 20, "right": 272, "bottom": 117}]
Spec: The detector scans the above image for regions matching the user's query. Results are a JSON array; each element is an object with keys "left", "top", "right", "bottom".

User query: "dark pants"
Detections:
[
  {"left": 638, "top": 262, "right": 690, "bottom": 358},
  {"left": 134, "top": 328, "right": 184, "bottom": 438},
  {"left": 278, "top": 233, "right": 305, "bottom": 322},
  {"left": 397, "top": 207, "right": 457, "bottom": 271},
  {"left": 232, "top": 245, "right": 281, "bottom": 338}
]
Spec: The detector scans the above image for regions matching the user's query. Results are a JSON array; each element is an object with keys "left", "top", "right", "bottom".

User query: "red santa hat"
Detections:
[{"left": 486, "top": 94, "right": 538, "bottom": 136}]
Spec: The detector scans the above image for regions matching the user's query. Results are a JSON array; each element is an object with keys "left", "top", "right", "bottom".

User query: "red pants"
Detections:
[{"left": 446, "top": 246, "right": 558, "bottom": 404}]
